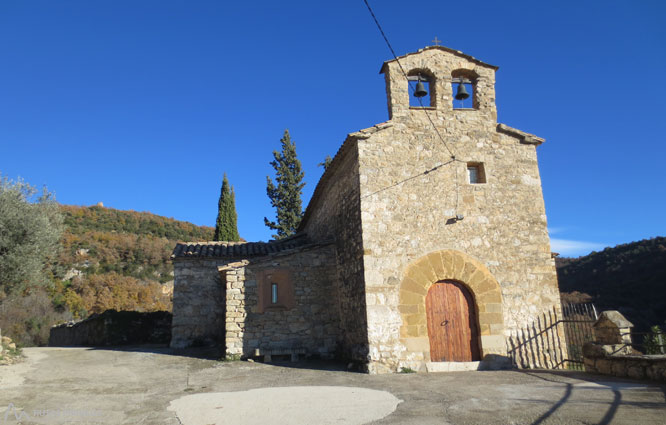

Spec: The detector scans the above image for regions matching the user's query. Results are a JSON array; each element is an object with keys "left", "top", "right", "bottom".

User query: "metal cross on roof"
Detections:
[{"left": 431, "top": 36, "right": 442, "bottom": 46}]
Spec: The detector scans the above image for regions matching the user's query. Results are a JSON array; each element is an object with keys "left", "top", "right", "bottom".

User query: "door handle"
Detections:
[{"left": 441, "top": 320, "right": 449, "bottom": 327}]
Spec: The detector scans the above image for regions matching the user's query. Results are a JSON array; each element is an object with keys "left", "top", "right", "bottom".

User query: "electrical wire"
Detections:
[
  {"left": 361, "top": 159, "right": 455, "bottom": 200},
  {"left": 362, "top": 0, "right": 466, "bottom": 212},
  {"left": 362, "top": 0, "right": 461, "bottom": 162}
]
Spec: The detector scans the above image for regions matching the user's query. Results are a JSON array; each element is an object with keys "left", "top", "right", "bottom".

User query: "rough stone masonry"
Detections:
[{"left": 171, "top": 45, "right": 565, "bottom": 374}]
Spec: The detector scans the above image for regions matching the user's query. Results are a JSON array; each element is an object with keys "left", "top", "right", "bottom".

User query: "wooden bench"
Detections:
[{"left": 256, "top": 348, "right": 306, "bottom": 362}]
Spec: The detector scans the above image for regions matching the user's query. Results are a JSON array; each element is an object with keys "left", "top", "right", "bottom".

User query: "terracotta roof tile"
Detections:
[{"left": 171, "top": 234, "right": 310, "bottom": 259}]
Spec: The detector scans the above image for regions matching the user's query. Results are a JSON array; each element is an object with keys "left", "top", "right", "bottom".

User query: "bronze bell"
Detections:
[
  {"left": 414, "top": 76, "right": 428, "bottom": 98},
  {"left": 455, "top": 80, "right": 470, "bottom": 101}
]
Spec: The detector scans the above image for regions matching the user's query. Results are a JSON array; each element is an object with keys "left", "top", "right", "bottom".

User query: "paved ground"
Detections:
[{"left": 1, "top": 346, "right": 665, "bottom": 424}]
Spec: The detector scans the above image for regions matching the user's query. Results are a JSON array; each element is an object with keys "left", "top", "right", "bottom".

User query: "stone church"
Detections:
[{"left": 171, "top": 46, "right": 564, "bottom": 373}]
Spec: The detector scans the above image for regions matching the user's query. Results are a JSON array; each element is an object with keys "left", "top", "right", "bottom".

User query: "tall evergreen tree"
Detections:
[
  {"left": 264, "top": 129, "right": 305, "bottom": 239},
  {"left": 213, "top": 174, "right": 240, "bottom": 242}
]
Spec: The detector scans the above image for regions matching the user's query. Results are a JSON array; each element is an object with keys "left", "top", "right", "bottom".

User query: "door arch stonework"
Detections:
[{"left": 399, "top": 249, "right": 506, "bottom": 361}]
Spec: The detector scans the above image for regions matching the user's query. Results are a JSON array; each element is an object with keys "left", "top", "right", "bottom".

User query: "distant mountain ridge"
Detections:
[{"left": 557, "top": 236, "right": 666, "bottom": 333}]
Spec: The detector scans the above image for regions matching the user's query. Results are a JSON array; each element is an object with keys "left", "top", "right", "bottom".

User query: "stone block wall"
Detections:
[
  {"left": 50, "top": 310, "right": 172, "bottom": 347},
  {"left": 358, "top": 48, "right": 562, "bottom": 373},
  {"left": 172, "top": 245, "right": 340, "bottom": 356},
  {"left": 583, "top": 313, "right": 666, "bottom": 381},
  {"left": 219, "top": 260, "right": 247, "bottom": 355},
  {"left": 301, "top": 144, "right": 370, "bottom": 363},
  {"left": 382, "top": 46, "right": 497, "bottom": 122},
  {"left": 171, "top": 258, "right": 226, "bottom": 348},
  {"left": 584, "top": 353, "right": 666, "bottom": 381},
  {"left": 222, "top": 245, "right": 340, "bottom": 358}
]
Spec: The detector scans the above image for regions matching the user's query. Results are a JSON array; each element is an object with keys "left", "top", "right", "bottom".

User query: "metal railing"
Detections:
[
  {"left": 611, "top": 330, "right": 666, "bottom": 355},
  {"left": 561, "top": 303, "right": 598, "bottom": 369},
  {"left": 507, "top": 303, "right": 598, "bottom": 370}
]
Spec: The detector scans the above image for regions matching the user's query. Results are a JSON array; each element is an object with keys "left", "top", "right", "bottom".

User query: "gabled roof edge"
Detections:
[
  {"left": 298, "top": 122, "right": 393, "bottom": 232},
  {"left": 379, "top": 46, "right": 499, "bottom": 74},
  {"left": 497, "top": 123, "right": 545, "bottom": 145}
]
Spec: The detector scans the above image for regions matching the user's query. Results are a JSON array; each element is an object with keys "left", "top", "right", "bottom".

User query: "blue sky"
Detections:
[{"left": 1, "top": 0, "right": 665, "bottom": 256}]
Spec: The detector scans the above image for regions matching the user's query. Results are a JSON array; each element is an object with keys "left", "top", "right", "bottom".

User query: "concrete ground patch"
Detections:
[
  {"left": 0, "top": 347, "right": 665, "bottom": 424},
  {"left": 167, "top": 386, "right": 401, "bottom": 425}
]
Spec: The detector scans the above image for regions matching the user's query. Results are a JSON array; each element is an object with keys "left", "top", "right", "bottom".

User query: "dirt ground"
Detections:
[{"left": 1, "top": 346, "right": 665, "bottom": 424}]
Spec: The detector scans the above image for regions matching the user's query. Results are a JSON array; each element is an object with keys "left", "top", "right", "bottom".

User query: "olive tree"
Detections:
[{"left": 0, "top": 175, "right": 63, "bottom": 297}]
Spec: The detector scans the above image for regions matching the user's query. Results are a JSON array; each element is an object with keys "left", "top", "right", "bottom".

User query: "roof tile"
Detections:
[{"left": 171, "top": 234, "right": 310, "bottom": 259}]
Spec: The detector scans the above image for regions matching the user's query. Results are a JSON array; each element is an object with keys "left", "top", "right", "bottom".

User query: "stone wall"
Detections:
[
  {"left": 172, "top": 244, "right": 340, "bottom": 356},
  {"left": 50, "top": 310, "right": 172, "bottom": 347},
  {"left": 382, "top": 47, "right": 498, "bottom": 122},
  {"left": 171, "top": 258, "right": 226, "bottom": 348},
  {"left": 583, "top": 343, "right": 666, "bottom": 381},
  {"left": 358, "top": 47, "right": 562, "bottom": 373},
  {"left": 583, "top": 312, "right": 666, "bottom": 381},
  {"left": 300, "top": 145, "right": 370, "bottom": 363},
  {"left": 221, "top": 245, "right": 340, "bottom": 358}
]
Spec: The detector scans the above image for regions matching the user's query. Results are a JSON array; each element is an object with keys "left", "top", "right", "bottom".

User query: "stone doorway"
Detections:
[
  {"left": 398, "top": 250, "right": 507, "bottom": 365},
  {"left": 426, "top": 280, "right": 481, "bottom": 362}
]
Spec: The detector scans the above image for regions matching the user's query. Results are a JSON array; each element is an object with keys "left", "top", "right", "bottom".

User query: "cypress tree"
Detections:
[
  {"left": 213, "top": 173, "right": 240, "bottom": 242},
  {"left": 264, "top": 129, "right": 305, "bottom": 239}
]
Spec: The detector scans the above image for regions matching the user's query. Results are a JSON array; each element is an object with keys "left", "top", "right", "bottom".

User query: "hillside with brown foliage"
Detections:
[
  {"left": 557, "top": 236, "right": 666, "bottom": 333},
  {"left": 50, "top": 205, "right": 214, "bottom": 318},
  {"left": 0, "top": 205, "right": 214, "bottom": 346}
]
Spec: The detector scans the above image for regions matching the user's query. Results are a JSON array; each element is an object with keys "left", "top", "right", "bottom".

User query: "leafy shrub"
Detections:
[
  {"left": 643, "top": 325, "right": 666, "bottom": 355},
  {"left": 0, "top": 290, "right": 72, "bottom": 346}
]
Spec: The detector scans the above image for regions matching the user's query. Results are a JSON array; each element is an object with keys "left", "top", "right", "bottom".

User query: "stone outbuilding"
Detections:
[
  {"left": 593, "top": 310, "right": 634, "bottom": 345},
  {"left": 171, "top": 46, "right": 565, "bottom": 373}
]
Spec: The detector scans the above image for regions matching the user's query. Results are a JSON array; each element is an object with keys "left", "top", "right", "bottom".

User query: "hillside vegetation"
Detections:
[
  {"left": 557, "top": 236, "right": 666, "bottom": 333},
  {"left": 61, "top": 205, "right": 213, "bottom": 241},
  {"left": 1, "top": 204, "right": 214, "bottom": 346},
  {"left": 52, "top": 205, "right": 214, "bottom": 316}
]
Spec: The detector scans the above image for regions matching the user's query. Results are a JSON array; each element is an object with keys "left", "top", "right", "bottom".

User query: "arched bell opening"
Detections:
[
  {"left": 407, "top": 68, "right": 436, "bottom": 108},
  {"left": 451, "top": 69, "right": 479, "bottom": 110}
]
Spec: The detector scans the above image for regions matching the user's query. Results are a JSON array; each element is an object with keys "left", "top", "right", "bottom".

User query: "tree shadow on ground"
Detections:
[{"left": 519, "top": 369, "right": 666, "bottom": 425}]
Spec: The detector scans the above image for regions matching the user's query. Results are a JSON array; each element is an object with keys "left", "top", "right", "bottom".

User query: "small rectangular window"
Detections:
[
  {"left": 467, "top": 162, "right": 486, "bottom": 184},
  {"left": 468, "top": 166, "right": 479, "bottom": 183},
  {"left": 271, "top": 283, "right": 278, "bottom": 304}
]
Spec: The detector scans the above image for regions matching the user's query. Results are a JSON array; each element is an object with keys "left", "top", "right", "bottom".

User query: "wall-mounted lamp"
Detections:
[{"left": 445, "top": 214, "right": 465, "bottom": 225}]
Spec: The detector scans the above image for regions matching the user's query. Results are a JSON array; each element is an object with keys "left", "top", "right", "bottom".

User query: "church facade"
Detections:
[{"left": 171, "top": 46, "right": 564, "bottom": 373}]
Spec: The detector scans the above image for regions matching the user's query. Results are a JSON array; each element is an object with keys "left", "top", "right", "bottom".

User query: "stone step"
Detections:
[{"left": 425, "top": 361, "right": 481, "bottom": 372}]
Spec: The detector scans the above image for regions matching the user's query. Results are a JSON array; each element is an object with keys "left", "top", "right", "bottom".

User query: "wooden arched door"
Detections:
[{"left": 426, "top": 280, "right": 481, "bottom": 362}]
